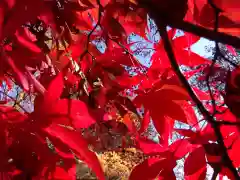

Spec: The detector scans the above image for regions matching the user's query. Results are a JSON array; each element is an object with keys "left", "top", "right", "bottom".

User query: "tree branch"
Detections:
[
  {"left": 140, "top": 1, "right": 240, "bottom": 49},
  {"left": 217, "top": 121, "right": 240, "bottom": 126},
  {"left": 78, "top": 0, "right": 103, "bottom": 62},
  {"left": 156, "top": 24, "right": 239, "bottom": 179},
  {"left": 140, "top": 1, "right": 240, "bottom": 177}
]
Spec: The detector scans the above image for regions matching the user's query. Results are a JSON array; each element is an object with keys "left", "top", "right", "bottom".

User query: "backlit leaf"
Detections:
[
  {"left": 184, "top": 146, "right": 206, "bottom": 176},
  {"left": 44, "top": 124, "right": 105, "bottom": 180}
]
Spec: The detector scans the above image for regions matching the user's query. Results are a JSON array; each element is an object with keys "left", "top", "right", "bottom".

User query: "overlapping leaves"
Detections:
[{"left": 0, "top": 0, "right": 239, "bottom": 179}]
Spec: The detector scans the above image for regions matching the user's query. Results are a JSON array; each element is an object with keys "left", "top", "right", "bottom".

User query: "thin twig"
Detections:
[
  {"left": 205, "top": 0, "right": 221, "bottom": 114},
  {"left": 0, "top": 90, "right": 30, "bottom": 114},
  {"left": 78, "top": 0, "right": 103, "bottom": 62}
]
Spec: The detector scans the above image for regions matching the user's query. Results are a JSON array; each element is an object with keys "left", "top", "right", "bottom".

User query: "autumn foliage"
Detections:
[{"left": 0, "top": 0, "right": 240, "bottom": 179}]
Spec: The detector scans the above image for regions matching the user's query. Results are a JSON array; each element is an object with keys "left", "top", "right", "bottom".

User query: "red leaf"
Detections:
[
  {"left": 175, "top": 129, "right": 197, "bottom": 138},
  {"left": 97, "top": 48, "right": 136, "bottom": 67},
  {"left": 15, "top": 30, "right": 41, "bottom": 53},
  {"left": 179, "top": 101, "right": 199, "bottom": 128},
  {"left": 220, "top": 167, "right": 236, "bottom": 180},
  {"left": 226, "top": 45, "right": 237, "bottom": 56},
  {"left": 212, "top": 0, "right": 240, "bottom": 23},
  {"left": 183, "top": 69, "right": 202, "bottom": 79},
  {"left": 135, "top": 83, "right": 190, "bottom": 107},
  {"left": 22, "top": 26, "right": 37, "bottom": 41},
  {"left": 185, "top": 166, "right": 207, "bottom": 180},
  {"left": 192, "top": 87, "right": 211, "bottom": 100},
  {"left": 184, "top": 146, "right": 206, "bottom": 176},
  {"left": 135, "top": 81, "right": 190, "bottom": 145},
  {"left": 130, "top": 156, "right": 176, "bottom": 180},
  {"left": 115, "top": 7, "right": 147, "bottom": 37},
  {"left": 54, "top": 167, "right": 75, "bottom": 180},
  {"left": 78, "top": 0, "right": 95, "bottom": 7},
  {"left": 75, "top": 13, "right": 93, "bottom": 30},
  {"left": 200, "top": 123, "right": 217, "bottom": 142},
  {"left": 0, "top": 100, "right": 7, "bottom": 104},
  {"left": 3, "top": 54, "right": 29, "bottom": 91},
  {"left": 170, "top": 139, "right": 192, "bottom": 159},
  {"left": 43, "top": 72, "right": 64, "bottom": 107},
  {"left": 229, "top": 137, "right": 240, "bottom": 167},
  {"left": 0, "top": 6, "right": 4, "bottom": 39},
  {"left": 152, "top": 115, "right": 174, "bottom": 146},
  {"left": 44, "top": 124, "right": 105, "bottom": 180},
  {"left": 122, "top": 113, "right": 136, "bottom": 133},
  {"left": 167, "top": 28, "right": 177, "bottom": 40},
  {"left": 151, "top": 47, "right": 170, "bottom": 70},
  {"left": 114, "top": 74, "right": 143, "bottom": 88},
  {"left": 173, "top": 33, "right": 200, "bottom": 49},
  {"left": 136, "top": 137, "right": 165, "bottom": 154},
  {"left": 163, "top": 101, "right": 187, "bottom": 122},
  {"left": 45, "top": 99, "right": 96, "bottom": 128},
  {"left": 41, "top": 166, "right": 75, "bottom": 180},
  {"left": 0, "top": 105, "right": 28, "bottom": 123},
  {"left": 190, "top": 0, "right": 240, "bottom": 36},
  {"left": 26, "top": 69, "right": 46, "bottom": 94},
  {"left": 156, "top": 84, "right": 190, "bottom": 100},
  {"left": 215, "top": 109, "right": 237, "bottom": 123},
  {"left": 2, "top": 0, "right": 47, "bottom": 39},
  {"left": 102, "top": 15, "right": 126, "bottom": 43},
  {"left": 203, "top": 143, "right": 222, "bottom": 163},
  {"left": 129, "top": 158, "right": 165, "bottom": 180},
  {"left": 138, "top": 110, "right": 150, "bottom": 134},
  {"left": 175, "top": 49, "right": 210, "bottom": 66}
]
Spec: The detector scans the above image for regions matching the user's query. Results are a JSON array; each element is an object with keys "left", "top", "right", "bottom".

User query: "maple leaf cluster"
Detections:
[{"left": 0, "top": 0, "right": 239, "bottom": 179}]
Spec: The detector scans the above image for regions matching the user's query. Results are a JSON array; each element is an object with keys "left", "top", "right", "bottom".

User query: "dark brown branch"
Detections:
[
  {"left": 205, "top": 3, "right": 220, "bottom": 114},
  {"left": 140, "top": 1, "right": 240, "bottom": 177},
  {"left": 78, "top": 0, "right": 103, "bottom": 62},
  {"left": 140, "top": 1, "right": 240, "bottom": 49},
  {"left": 211, "top": 168, "right": 220, "bottom": 180},
  {"left": 172, "top": 21, "right": 240, "bottom": 49},
  {"left": 219, "top": 52, "right": 239, "bottom": 67},
  {"left": 217, "top": 121, "right": 240, "bottom": 126},
  {"left": 156, "top": 24, "right": 239, "bottom": 179}
]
